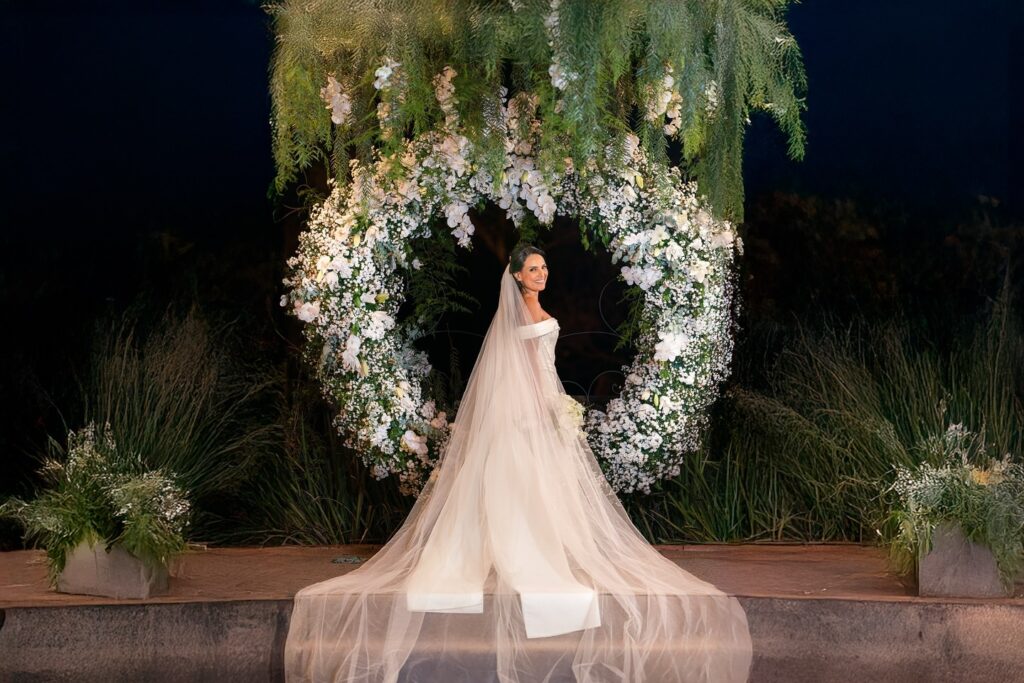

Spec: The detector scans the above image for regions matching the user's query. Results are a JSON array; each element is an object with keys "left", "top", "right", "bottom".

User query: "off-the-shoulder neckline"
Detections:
[{"left": 525, "top": 316, "right": 558, "bottom": 326}]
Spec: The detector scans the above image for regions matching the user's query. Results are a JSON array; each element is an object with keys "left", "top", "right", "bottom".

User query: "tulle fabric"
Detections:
[{"left": 285, "top": 266, "right": 752, "bottom": 682}]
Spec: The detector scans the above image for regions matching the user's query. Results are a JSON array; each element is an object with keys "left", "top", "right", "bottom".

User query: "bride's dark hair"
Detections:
[
  {"left": 509, "top": 245, "right": 548, "bottom": 294},
  {"left": 509, "top": 244, "right": 546, "bottom": 274}
]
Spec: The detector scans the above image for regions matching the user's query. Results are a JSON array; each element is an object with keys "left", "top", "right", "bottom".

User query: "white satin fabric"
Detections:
[{"left": 285, "top": 266, "right": 752, "bottom": 682}]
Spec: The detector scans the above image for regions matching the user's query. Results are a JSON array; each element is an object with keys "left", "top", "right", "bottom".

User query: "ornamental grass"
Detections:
[{"left": 628, "top": 282, "right": 1023, "bottom": 544}]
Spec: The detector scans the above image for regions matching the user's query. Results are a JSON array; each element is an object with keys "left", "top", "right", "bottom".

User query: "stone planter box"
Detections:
[
  {"left": 57, "top": 539, "right": 169, "bottom": 599},
  {"left": 918, "top": 523, "right": 1009, "bottom": 598}
]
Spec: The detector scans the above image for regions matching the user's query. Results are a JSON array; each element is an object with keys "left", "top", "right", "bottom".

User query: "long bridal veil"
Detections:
[{"left": 285, "top": 266, "right": 752, "bottom": 682}]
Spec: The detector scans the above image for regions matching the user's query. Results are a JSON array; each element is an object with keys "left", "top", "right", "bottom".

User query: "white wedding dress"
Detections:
[{"left": 285, "top": 266, "right": 752, "bottom": 682}]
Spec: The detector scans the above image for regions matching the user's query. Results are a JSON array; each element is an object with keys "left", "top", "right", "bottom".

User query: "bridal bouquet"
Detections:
[{"left": 557, "top": 394, "right": 587, "bottom": 438}]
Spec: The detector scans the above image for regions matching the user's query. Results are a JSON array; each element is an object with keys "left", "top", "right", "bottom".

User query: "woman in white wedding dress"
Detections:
[{"left": 285, "top": 245, "right": 753, "bottom": 682}]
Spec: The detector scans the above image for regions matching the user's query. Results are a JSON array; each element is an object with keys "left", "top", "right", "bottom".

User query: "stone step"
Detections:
[{"left": 3, "top": 595, "right": 1023, "bottom": 682}]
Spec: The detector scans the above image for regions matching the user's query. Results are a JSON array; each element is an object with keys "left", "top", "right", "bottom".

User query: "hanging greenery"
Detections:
[{"left": 267, "top": 0, "right": 806, "bottom": 221}]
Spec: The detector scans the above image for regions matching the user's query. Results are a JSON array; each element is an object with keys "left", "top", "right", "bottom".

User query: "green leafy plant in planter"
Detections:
[
  {"left": 1, "top": 422, "right": 191, "bottom": 585},
  {"left": 885, "top": 424, "right": 1024, "bottom": 592}
]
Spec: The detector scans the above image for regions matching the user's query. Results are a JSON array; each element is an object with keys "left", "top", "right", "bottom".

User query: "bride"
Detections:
[{"left": 285, "top": 244, "right": 753, "bottom": 682}]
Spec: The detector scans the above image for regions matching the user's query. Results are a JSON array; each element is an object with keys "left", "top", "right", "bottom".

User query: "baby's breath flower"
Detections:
[{"left": 284, "top": 77, "right": 738, "bottom": 495}]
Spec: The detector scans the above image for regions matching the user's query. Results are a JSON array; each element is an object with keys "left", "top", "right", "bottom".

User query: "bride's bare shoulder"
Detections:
[{"left": 525, "top": 302, "right": 552, "bottom": 324}]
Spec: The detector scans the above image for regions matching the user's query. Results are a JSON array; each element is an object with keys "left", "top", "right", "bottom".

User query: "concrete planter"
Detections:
[
  {"left": 918, "top": 522, "right": 1009, "bottom": 598},
  {"left": 57, "top": 539, "right": 169, "bottom": 599}
]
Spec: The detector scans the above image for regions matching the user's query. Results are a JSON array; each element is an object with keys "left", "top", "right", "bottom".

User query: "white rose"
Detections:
[
  {"left": 296, "top": 301, "right": 320, "bottom": 322},
  {"left": 401, "top": 430, "right": 428, "bottom": 456}
]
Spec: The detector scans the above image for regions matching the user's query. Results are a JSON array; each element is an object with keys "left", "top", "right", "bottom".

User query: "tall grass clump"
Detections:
[
  {"left": 82, "top": 310, "right": 280, "bottom": 539},
  {"left": 629, "top": 279, "right": 1023, "bottom": 544},
  {"left": 217, "top": 376, "right": 411, "bottom": 546}
]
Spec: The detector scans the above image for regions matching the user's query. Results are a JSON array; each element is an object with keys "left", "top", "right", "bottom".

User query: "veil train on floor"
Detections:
[{"left": 285, "top": 266, "right": 752, "bottom": 682}]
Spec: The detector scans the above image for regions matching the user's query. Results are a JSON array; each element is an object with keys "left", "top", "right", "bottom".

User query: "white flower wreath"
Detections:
[{"left": 282, "top": 64, "right": 740, "bottom": 495}]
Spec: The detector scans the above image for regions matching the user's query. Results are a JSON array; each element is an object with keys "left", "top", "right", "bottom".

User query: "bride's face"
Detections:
[{"left": 514, "top": 254, "right": 548, "bottom": 295}]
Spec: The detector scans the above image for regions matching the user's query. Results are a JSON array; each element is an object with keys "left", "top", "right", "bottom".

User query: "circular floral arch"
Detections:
[{"left": 283, "top": 69, "right": 740, "bottom": 495}]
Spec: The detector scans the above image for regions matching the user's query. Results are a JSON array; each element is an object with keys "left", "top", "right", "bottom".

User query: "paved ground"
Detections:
[{"left": 3, "top": 543, "right": 1022, "bottom": 608}]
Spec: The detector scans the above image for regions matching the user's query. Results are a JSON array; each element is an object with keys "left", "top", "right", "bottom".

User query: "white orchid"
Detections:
[
  {"left": 688, "top": 260, "right": 712, "bottom": 284},
  {"left": 621, "top": 265, "right": 661, "bottom": 291},
  {"left": 373, "top": 58, "right": 400, "bottom": 90},
  {"left": 396, "top": 178, "right": 420, "bottom": 202},
  {"left": 341, "top": 334, "right": 362, "bottom": 372},
  {"left": 664, "top": 241, "right": 685, "bottom": 263},
  {"left": 549, "top": 62, "right": 569, "bottom": 90},
  {"left": 650, "top": 224, "right": 669, "bottom": 245},
  {"left": 320, "top": 75, "right": 353, "bottom": 126}
]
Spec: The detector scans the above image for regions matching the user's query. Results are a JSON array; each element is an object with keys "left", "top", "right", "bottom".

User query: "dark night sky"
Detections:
[
  {"left": 2, "top": 2, "right": 275, "bottom": 240},
  {"left": 748, "top": 0, "right": 1020, "bottom": 211},
  {"left": 2, "top": 0, "right": 1021, "bottom": 245}
]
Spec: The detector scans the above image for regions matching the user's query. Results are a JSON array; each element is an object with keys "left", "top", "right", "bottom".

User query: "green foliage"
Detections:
[
  {"left": 83, "top": 310, "right": 281, "bottom": 538},
  {"left": 884, "top": 426, "right": 1024, "bottom": 587},
  {"left": 406, "top": 228, "right": 479, "bottom": 327},
  {"left": 267, "top": 0, "right": 806, "bottom": 220},
  {"left": 625, "top": 283, "right": 1024, "bottom": 543},
  {"left": 0, "top": 424, "right": 190, "bottom": 583},
  {"left": 208, "top": 375, "right": 410, "bottom": 545}
]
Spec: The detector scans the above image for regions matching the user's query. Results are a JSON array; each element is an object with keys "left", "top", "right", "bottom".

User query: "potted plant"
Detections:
[
  {"left": 885, "top": 424, "right": 1024, "bottom": 597},
  {"left": 1, "top": 422, "right": 191, "bottom": 599}
]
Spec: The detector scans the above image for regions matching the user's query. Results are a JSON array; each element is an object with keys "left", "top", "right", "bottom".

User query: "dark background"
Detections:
[{"left": 2, "top": 1, "right": 1022, "bottom": 507}]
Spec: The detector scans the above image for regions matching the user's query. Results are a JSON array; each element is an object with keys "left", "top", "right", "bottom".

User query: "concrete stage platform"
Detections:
[{"left": 2, "top": 544, "right": 1022, "bottom": 681}]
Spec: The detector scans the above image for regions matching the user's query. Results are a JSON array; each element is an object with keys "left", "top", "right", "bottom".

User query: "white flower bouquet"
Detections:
[{"left": 556, "top": 394, "right": 586, "bottom": 438}]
